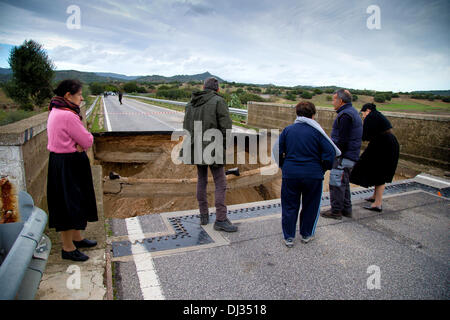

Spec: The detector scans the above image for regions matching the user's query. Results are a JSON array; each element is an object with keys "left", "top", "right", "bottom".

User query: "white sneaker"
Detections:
[
  {"left": 284, "top": 237, "right": 294, "bottom": 248},
  {"left": 301, "top": 235, "right": 315, "bottom": 244}
]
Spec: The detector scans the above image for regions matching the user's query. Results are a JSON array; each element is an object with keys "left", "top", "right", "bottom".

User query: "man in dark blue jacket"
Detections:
[
  {"left": 321, "top": 89, "right": 362, "bottom": 220},
  {"left": 278, "top": 101, "right": 336, "bottom": 247}
]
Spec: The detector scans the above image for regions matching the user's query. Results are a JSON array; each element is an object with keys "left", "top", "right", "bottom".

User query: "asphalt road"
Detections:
[
  {"left": 102, "top": 95, "right": 184, "bottom": 131},
  {"left": 102, "top": 95, "right": 251, "bottom": 133},
  {"left": 109, "top": 180, "right": 450, "bottom": 300}
]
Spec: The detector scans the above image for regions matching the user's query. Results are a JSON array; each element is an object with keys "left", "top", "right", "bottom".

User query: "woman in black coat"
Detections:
[{"left": 350, "top": 103, "right": 400, "bottom": 212}]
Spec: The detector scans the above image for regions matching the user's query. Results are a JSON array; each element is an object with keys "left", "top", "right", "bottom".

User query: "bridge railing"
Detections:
[
  {"left": 124, "top": 94, "right": 248, "bottom": 116},
  {"left": 0, "top": 190, "right": 51, "bottom": 300}
]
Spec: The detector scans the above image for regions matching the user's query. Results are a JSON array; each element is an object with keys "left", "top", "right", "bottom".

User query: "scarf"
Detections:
[
  {"left": 294, "top": 116, "right": 342, "bottom": 157},
  {"left": 272, "top": 116, "right": 342, "bottom": 166},
  {"left": 48, "top": 96, "right": 82, "bottom": 120}
]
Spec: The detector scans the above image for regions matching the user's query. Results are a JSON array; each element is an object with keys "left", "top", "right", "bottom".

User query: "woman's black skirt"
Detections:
[
  {"left": 350, "top": 133, "right": 400, "bottom": 188},
  {"left": 47, "top": 151, "right": 98, "bottom": 232}
]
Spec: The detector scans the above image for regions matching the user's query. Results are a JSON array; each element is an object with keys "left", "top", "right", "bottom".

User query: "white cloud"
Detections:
[{"left": 0, "top": 0, "right": 448, "bottom": 91}]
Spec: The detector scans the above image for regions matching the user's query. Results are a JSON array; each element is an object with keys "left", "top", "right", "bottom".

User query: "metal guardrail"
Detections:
[
  {"left": 86, "top": 96, "right": 100, "bottom": 118},
  {"left": 0, "top": 191, "right": 51, "bottom": 300},
  {"left": 125, "top": 95, "right": 248, "bottom": 116}
]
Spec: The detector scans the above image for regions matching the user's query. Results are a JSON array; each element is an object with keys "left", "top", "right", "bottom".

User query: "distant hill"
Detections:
[
  {"left": 0, "top": 68, "right": 223, "bottom": 84},
  {"left": 0, "top": 67, "right": 12, "bottom": 75},
  {"left": 0, "top": 68, "right": 12, "bottom": 82},
  {"left": 95, "top": 72, "right": 141, "bottom": 81},
  {"left": 135, "top": 71, "right": 224, "bottom": 83},
  {"left": 0, "top": 67, "right": 448, "bottom": 95},
  {"left": 0, "top": 68, "right": 124, "bottom": 83},
  {"left": 53, "top": 70, "right": 127, "bottom": 83},
  {"left": 411, "top": 90, "right": 450, "bottom": 97}
]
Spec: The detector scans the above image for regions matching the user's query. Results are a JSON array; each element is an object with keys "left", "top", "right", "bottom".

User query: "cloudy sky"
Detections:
[{"left": 0, "top": 0, "right": 448, "bottom": 91}]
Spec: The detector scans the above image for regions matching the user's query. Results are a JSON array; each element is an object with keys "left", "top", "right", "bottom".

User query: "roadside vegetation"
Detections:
[{"left": 87, "top": 96, "right": 104, "bottom": 132}]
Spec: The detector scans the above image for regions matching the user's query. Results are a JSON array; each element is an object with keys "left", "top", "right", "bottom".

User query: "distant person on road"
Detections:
[
  {"left": 349, "top": 103, "right": 399, "bottom": 212},
  {"left": 182, "top": 77, "right": 237, "bottom": 232},
  {"left": 321, "top": 89, "right": 363, "bottom": 220},
  {"left": 276, "top": 101, "right": 339, "bottom": 247},
  {"left": 47, "top": 79, "right": 98, "bottom": 262},
  {"left": 119, "top": 91, "right": 123, "bottom": 104}
]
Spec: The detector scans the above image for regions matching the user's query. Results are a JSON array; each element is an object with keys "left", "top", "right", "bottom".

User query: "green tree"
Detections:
[
  {"left": 301, "top": 91, "right": 313, "bottom": 99},
  {"left": 5, "top": 39, "right": 54, "bottom": 110},
  {"left": 89, "top": 82, "right": 105, "bottom": 95},
  {"left": 238, "top": 92, "right": 266, "bottom": 104},
  {"left": 284, "top": 92, "right": 297, "bottom": 101},
  {"left": 352, "top": 94, "right": 358, "bottom": 102},
  {"left": 313, "top": 88, "right": 323, "bottom": 95},
  {"left": 374, "top": 94, "right": 386, "bottom": 103},
  {"left": 123, "top": 81, "right": 140, "bottom": 93},
  {"left": 230, "top": 93, "right": 243, "bottom": 109}
]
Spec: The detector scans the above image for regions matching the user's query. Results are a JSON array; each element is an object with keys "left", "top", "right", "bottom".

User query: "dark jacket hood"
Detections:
[{"left": 191, "top": 90, "right": 218, "bottom": 108}]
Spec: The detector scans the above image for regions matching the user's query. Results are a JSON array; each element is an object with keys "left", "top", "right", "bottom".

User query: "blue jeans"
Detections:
[
  {"left": 329, "top": 157, "right": 355, "bottom": 213},
  {"left": 281, "top": 178, "right": 323, "bottom": 239}
]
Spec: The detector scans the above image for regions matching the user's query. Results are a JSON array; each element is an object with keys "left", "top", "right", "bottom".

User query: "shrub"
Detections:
[
  {"left": 123, "top": 82, "right": 139, "bottom": 93},
  {"left": 229, "top": 93, "right": 243, "bottom": 109},
  {"left": 300, "top": 91, "right": 313, "bottom": 99},
  {"left": 352, "top": 94, "right": 358, "bottom": 102},
  {"left": 374, "top": 94, "right": 385, "bottom": 103},
  {"left": 238, "top": 92, "right": 266, "bottom": 104},
  {"left": 326, "top": 95, "right": 332, "bottom": 101},
  {"left": 89, "top": 82, "right": 105, "bottom": 95},
  {"left": 313, "top": 88, "right": 323, "bottom": 95},
  {"left": 156, "top": 88, "right": 193, "bottom": 100},
  {"left": 284, "top": 93, "right": 297, "bottom": 101}
]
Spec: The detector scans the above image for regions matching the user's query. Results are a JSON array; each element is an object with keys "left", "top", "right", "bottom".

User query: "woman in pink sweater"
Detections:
[{"left": 47, "top": 79, "right": 98, "bottom": 262}]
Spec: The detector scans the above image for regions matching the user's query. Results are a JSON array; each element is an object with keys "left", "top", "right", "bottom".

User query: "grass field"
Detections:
[
  {"left": 130, "top": 86, "right": 450, "bottom": 115},
  {"left": 275, "top": 93, "right": 450, "bottom": 115},
  {"left": 0, "top": 109, "right": 41, "bottom": 126}
]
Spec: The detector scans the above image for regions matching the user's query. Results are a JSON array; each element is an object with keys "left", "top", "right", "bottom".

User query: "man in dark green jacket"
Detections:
[{"left": 182, "top": 77, "right": 237, "bottom": 232}]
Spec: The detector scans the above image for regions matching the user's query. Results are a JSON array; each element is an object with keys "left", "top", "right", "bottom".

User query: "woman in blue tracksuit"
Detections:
[{"left": 276, "top": 101, "right": 339, "bottom": 247}]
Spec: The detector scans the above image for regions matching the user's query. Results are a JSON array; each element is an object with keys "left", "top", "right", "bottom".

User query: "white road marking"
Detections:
[
  {"left": 103, "top": 97, "right": 112, "bottom": 131},
  {"left": 416, "top": 174, "right": 450, "bottom": 186},
  {"left": 126, "top": 97, "right": 252, "bottom": 133},
  {"left": 125, "top": 97, "right": 185, "bottom": 116},
  {"left": 122, "top": 98, "right": 177, "bottom": 130},
  {"left": 125, "top": 217, "right": 165, "bottom": 300}
]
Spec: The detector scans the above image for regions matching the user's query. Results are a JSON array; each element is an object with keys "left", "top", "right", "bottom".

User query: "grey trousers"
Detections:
[
  {"left": 329, "top": 157, "right": 355, "bottom": 214},
  {"left": 196, "top": 165, "right": 227, "bottom": 221}
]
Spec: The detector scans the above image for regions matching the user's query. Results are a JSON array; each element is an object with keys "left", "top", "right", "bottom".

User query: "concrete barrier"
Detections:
[
  {"left": 247, "top": 101, "right": 450, "bottom": 170},
  {"left": 0, "top": 105, "right": 90, "bottom": 211}
]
